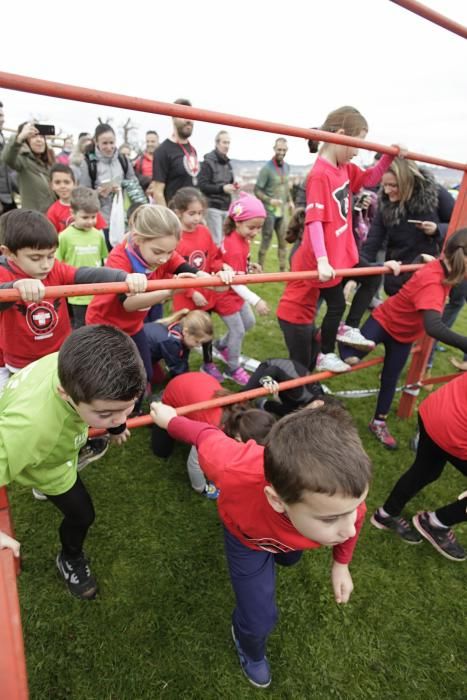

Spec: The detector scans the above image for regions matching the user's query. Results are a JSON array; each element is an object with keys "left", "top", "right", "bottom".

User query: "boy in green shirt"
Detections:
[
  {"left": 56, "top": 187, "right": 108, "bottom": 328},
  {"left": 0, "top": 325, "right": 146, "bottom": 599}
]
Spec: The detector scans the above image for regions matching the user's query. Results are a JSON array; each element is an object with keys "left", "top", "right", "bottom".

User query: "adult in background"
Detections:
[
  {"left": 254, "top": 138, "right": 294, "bottom": 271},
  {"left": 151, "top": 99, "right": 199, "bottom": 206},
  {"left": 56, "top": 137, "right": 74, "bottom": 165},
  {"left": 361, "top": 157, "right": 455, "bottom": 296},
  {"left": 70, "top": 132, "right": 92, "bottom": 182},
  {"left": 1, "top": 121, "right": 55, "bottom": 212},
  {"left": 198, "top": 130, "right": 236, "bottom": 244},
  {"left": 0, "top": 101, "right": 17, "bottom": 214},
  {"left": 134, "top": 130, "right": 159, "bottom": 184}
]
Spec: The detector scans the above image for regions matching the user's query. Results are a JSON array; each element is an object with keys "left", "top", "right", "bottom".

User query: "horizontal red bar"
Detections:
[
  {"left": 0, "top": 264, "right": 423, "bottom": 302},
  {"left": 0, "top": 71, "right": 465, "bottom": 172}
]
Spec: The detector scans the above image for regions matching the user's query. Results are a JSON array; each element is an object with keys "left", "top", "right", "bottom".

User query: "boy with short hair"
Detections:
[
  {"left": 0, "top": 325, "right": 146, "bottom": 599},
  {"left": 151, "top": 399, "right": 372, "bottom": 688},
  {"left": 46, "top": 164, "right": 107, "bottom": 233},
  {"left": 0, "top": 209, "right": 147, "bottom": 387},
  {"left": 56, "top": 187, "right": 109, "bottom": 327}
]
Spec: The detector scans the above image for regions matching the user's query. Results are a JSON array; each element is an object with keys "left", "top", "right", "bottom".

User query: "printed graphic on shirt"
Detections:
[
  {"left": 188, "top": 249, "right": 207, "bottom": 270},
  {"left": 242, "top": 533, "right": 295, "bottom": 554},
  {"left": 183, "top": 154, "right": 200, "bottom": 178},
  {"left": 19, "top": 300, "right": 60, "bottom": 339},
  {"left": 332, "top": 180, "right": 350, "bottom": 236}
]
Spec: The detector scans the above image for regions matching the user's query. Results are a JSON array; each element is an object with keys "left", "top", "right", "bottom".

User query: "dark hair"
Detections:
[
  {"left": 94, "top": 123, "right": 115, "bottom": 141},
  {"left": 146, "top": 130, "right": 158, "bottom": 137},
  {"left": 174, "top": 98, "right": 192, "bottom": 107},
  {"left": 307, "top": 106, "right": 368, "bottom": 154},
  {"left": 223, "top": 403, "right": 276, "bottom": 445},
  {"left": 264, "top": 402, "right": 372, "bottom": 504},
  {"left": 58, "top": 325, "right": 146, "bottom": 404},
  {"left": 170, "top": 186, "right": 207, "bottom": 213},
  {"left": 0, "top": 209, "right": 58, "bottom": 252},
  {"left": 0, "top": 101, "right": 3, "bottom": 108},
  {"left": 223, "top": 216, "right": 236, "bottom": 236},
  {"left": 78, "top": 132, "right": 91, "bottom": 140},
  {"left": 285, "top": 207, "right": 305, "bottom": 244},
  {"left": 70, "top": 186, "right": 100, "bottom": 214},
  {"left": 17, "top": 121, "right": 55, "bottom": 167},
  {"left": 138, "top": 175, "right": 152, "bottom": 193},
  {"left": 444, "top": 228, "right": 467, "bottom": 286},
  {"left": 50, "top": 163, "right": 75, "bottom": 183}
]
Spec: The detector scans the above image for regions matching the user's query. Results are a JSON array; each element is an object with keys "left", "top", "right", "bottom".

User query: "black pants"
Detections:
[
  {"left": 47, "top": 476, "right": 95, "bottom": 558},
  {"left": 319, "top": 284, "right": 346, "bottom": 354},
  {"left": 345, "top": 271, "right": 382, "bottom": 328},
  {"left": 384, "top": 416, "right": 467, "bottom": 527},
  {"left": 278, "top": 318, "right": 319, "bottom": 371},
  {"left": 70, "top": 304, "right": 88, "bottom": 329}
]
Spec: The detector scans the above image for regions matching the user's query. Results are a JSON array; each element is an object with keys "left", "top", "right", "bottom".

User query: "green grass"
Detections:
[{"left": 9, "top": 247, "right": 467, "bottom": 700}]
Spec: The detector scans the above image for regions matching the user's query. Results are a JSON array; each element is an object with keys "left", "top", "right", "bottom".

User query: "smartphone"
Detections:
[
  {"left": 407, "top": 219, "right": 423, "bottom": 224},
  {"left": 34, "top": 124, "right": 55, "bottom": 136}
]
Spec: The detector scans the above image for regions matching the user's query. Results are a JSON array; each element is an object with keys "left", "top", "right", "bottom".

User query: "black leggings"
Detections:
[
  {"left": 278, "top": 318, "right": 320, "bottom": 371},
  {"left": 47, "top": 476, "right": 95, "bottom": 558},
  {"left": 319, "top": 284, "right": 346, "bottom": 354},
  {"left": 384, "top": 416, "right": 467, "bottom": 527}
]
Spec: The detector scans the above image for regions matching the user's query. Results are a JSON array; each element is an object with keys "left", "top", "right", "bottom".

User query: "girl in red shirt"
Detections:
[
  {"left": 215, "top": 192, "right": 270, "bottom": 385},
  {"left": 340, "top": 228, "right": 467, "bottom": 449},
  {"left": 372, "top": 371, "right": 467, "bottom": 562},
  {"left": 170, "top": 187, "right": 234, "bottom": 382},
  {"left": 297, "top": 106, "right": 401, "bottom": 373}
]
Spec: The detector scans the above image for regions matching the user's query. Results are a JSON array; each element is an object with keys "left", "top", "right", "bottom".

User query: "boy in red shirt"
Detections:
[
  {"left": 47, "top": 164, "right": 107, "bottom": 233},
  {"left": 151, "top": 398, "right": 371, "bottom": 688}
]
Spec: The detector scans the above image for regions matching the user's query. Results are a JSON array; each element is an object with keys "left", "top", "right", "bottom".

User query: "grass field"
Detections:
[{"left": 9, "top": 250, "right": 467, "bottom": 700}]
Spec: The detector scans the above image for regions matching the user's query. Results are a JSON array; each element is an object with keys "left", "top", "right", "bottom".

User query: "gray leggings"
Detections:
[
  {"left": 187, "top": 446, "right": 207, "bottom": 493},
  {"left": 219, "top": 303, "right": 256, "bottom": 370}
]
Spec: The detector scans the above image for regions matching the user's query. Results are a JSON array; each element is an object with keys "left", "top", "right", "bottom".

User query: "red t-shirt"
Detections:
[
  {"left": 0, "top": 259, "right": 76, "bottom": 368},
  {"left": 86, "top": 242, "right": 186, "bottom": 335},
  {"left": 372, "top": 261, "right": 449, "bottom": 343},
  {"left": 276, "top": 244, "right": 320, "bottom": 324},
  {"left": 419, "top": 373, "right": 467, "bottom": 460},
  {"left": 173, "top": 225, "right": 224, "bottom": 311},
  {"left": 47, "top": 200, "right": 107, "bottom": 234},
  {"left": 169, "top": 417, "right": 366, "bottom": 561},
  {"left": 214, "top": 231, "right": 250, "bottom": 316},
  {"left": 162, "top": 372, "right": 223, "bottom": 426}
]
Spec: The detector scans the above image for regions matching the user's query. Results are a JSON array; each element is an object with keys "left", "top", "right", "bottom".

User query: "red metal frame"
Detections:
[{"left": 390, "top": 0, "right": 467, "bottom": 40}]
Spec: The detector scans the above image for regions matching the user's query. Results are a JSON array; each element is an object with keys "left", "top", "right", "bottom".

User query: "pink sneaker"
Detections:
[
  {"left": 216, "top": 346, "right": 230, "bottom": 363},
  {"left": 224, "top": 366, "right": 250, "bottom": 386},
  {"left": 201, "top": 362, "right": 224, "bottom": 382}
]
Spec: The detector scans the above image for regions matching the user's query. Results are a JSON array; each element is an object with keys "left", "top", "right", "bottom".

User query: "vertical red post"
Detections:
[{"left": 397, "top": 171, "right": 467, "bottom": 418}]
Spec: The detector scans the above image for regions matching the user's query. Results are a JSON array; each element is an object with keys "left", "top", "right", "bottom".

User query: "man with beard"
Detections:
[
  {"left": 151, "top": 99, "right": 199, "bottom": 206},
  {"left": 254, "top": 138, "right": 294, "bottom": 271}
]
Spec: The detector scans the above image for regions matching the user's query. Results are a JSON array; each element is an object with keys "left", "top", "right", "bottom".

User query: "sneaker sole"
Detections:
[
  {"left": 412, "top": 515, "right": 466, "bottom": 562},
  {"left": 336, "top": 337, "right": 376, "bottom": 350},
  {"left": 370, "top": 514, "right": 422, "bottom": 544},
  {"left": 316, "top": 364, "right": 351, "bottom": 374},
  {"left": 231, "top": 626, "right": 271, "bottom": 689},
  {"left": 223, "top": 373, "right": 248, "bottom": 386},
  {"left": 77, "top": 441, "right": 110, "bottom": 471}
]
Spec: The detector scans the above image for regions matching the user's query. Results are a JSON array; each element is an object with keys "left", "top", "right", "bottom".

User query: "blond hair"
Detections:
[
  {"left": 308, "top": 105, "right": 368, "bottom": 153},
  {"left": 387, "top": 158, "right": 426, "bottom": 206},
  {"left": 157, "top": 309, "right": 213, "bottom": 339},
  {"left": 131, "top": 204, "right": 181, "bottom": 241}
]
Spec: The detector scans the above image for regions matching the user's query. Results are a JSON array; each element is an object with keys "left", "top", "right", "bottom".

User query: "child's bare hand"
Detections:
[
  {"left": 126, "top": 273, "right": 147, "bottom": 294},
  {"left": 384, "top": 260, "right": 401, "bottom": 276},
  {"left": 392, "top": 143, "right": 408, "bottom": 158},
  {"left": 218, "top": 268, "right": 235, "bottom": 284},
  {"left": 331, "top": 562, "right": 354, "bottom": 604},
  {"left": 150, "top": 402, "right": 177, "bottom": 429},
  {"left": 259, "top": 375, "right": 280, "bottom": 397},
  {"left": 0, "top": 531, "right": 21, "bottom": 558},
  {"left": 192, "top": 291, "right": 208, "bottom": 307},
  {"left": 417, "top": 221, "right": 437, "bottom": 236},
  {"left": 13, "top": 278, "right": 45, "bottom": 302},
  {"left": 109, "top": 428, "right": 131, "bottom": 445},
  {"left": 255, "top": 299, "right": 270, "bottom": 316},
  {"left": 421, "top": 254, "right": 436, "bottom": 263},
  {"left": 317, "top": 258, "right": 335, "bottom": 282}
]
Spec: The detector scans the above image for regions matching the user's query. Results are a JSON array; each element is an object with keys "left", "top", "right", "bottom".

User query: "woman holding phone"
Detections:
[
  {"left": 1, "top": 121, "right": 55, "bottom": 212},
  {"left": 360, "top": 157, "right": 455, "bottom": 295}
]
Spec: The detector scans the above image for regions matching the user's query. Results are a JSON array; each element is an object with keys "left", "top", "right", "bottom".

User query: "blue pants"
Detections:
[
  {"left": 340, "top": 316, "right": 412, "bottom": 418},
  {"left": 223, "top": 527, "right": 302, "bottom": 661}
]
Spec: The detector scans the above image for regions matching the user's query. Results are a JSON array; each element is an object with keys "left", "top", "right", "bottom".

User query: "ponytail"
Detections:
[
  {"left": 285, "top": 207, "right": 306, "bottom": 244},
  {"left": 444, "top": 228, "right": 467, "bottom": 285},
  {"left": 223, "top": 404, "right": 276, "bottom": 445}
]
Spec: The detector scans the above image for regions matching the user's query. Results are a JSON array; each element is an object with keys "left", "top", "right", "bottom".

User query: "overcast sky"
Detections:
[{"left": 1, "top": 0, "right": 466, "bottom": 169}]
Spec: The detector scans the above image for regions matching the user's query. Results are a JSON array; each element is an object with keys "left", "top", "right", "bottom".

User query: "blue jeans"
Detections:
[{"left": 224, "top": 527, "right": 302, "bottom": 660}]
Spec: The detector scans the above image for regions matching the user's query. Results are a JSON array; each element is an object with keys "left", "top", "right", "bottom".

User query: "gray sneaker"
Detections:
[
  {"left": 371, "top": 509, "right": 422, "bottom": 544},
  {"left": 412, "top": 512, "right": 466, "bottom": 562}
]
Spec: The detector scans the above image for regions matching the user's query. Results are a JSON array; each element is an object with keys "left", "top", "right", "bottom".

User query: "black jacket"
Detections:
[
  {"left": 198, "top": 149, "right": 234, "bottom": 210},
  {"left": 361, "top": 169, "right": 455, "bottom": 295}
]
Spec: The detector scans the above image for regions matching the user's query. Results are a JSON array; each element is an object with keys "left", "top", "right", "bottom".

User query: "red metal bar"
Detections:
[
  {"left": 390, "top": 0, "right": 467, "bottom": 40},
  {"left": 0, "top": 264, "right": 422, "bottom": 303},
  {"left": 0, "top": 71, "right": 465, "bottom": 172},
  {"left": 398, "top": 171, "right": 467, "bottom": 418}
]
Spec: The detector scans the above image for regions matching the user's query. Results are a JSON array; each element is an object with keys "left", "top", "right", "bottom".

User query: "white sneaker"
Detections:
[
  {"left": 337, "top": 324, "right": 375, "bottom": 350},
  {"left": 32, "top": 488, "right": 48, "bottom": 501},
  {"left": 316, "top": 353, "right": 351, "bottom": 373}
]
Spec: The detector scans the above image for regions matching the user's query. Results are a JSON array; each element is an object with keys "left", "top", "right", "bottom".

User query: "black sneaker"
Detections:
[
  {"left": 412, "top": 512, "right": 466, "bottom": 562},
  {"left": 371, "top": 509, "right": 423, "bottom": 544},
  {"left": 56, "top": 552, "right": 98, "bottom": 599},
  {"left": 77, "top": 437, "right": 109, "bottom": 472}
]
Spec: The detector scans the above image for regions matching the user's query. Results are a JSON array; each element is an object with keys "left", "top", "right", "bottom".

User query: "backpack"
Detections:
[{"left": 85, "top": 151, "right": 129, "bottom": 189}]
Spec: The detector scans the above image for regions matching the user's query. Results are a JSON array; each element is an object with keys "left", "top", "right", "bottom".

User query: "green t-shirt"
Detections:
[
  {"left": 254, "top": 160, "right": 291, "bottom": 217},
  {"left": 0, "top": 353, "right": 88, "bottom": 495},
  {"left": 56, "top": 225, "right": 108, "bottom": 305}
]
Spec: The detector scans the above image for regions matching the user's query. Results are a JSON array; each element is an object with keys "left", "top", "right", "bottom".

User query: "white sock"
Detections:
[
  {"left": 428, "top": 511, "right": 448, "bottom": 529},
  {"left": 379, "top": 507, "right": 391, "bottom": 518}
]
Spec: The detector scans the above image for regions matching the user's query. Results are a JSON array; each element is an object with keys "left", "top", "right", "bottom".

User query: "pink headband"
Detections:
[{"left": 228, "top": 192, "right": 267, "bottom": 222}]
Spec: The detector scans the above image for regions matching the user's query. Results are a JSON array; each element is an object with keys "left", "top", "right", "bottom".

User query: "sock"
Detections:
[
  {"left": 428, "top": 511, "right": 448, "bottom": 529},
  {"left": 379, "top": 506, "right": 391, "bottom": 518},
  {"left": 373, "top": 418, "right": 386, "bottom": 425}
]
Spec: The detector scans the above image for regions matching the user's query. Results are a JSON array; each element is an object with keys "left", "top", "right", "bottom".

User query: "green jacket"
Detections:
[{"left": 1, "top": 135, "right": 55, "bottom": 212}]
